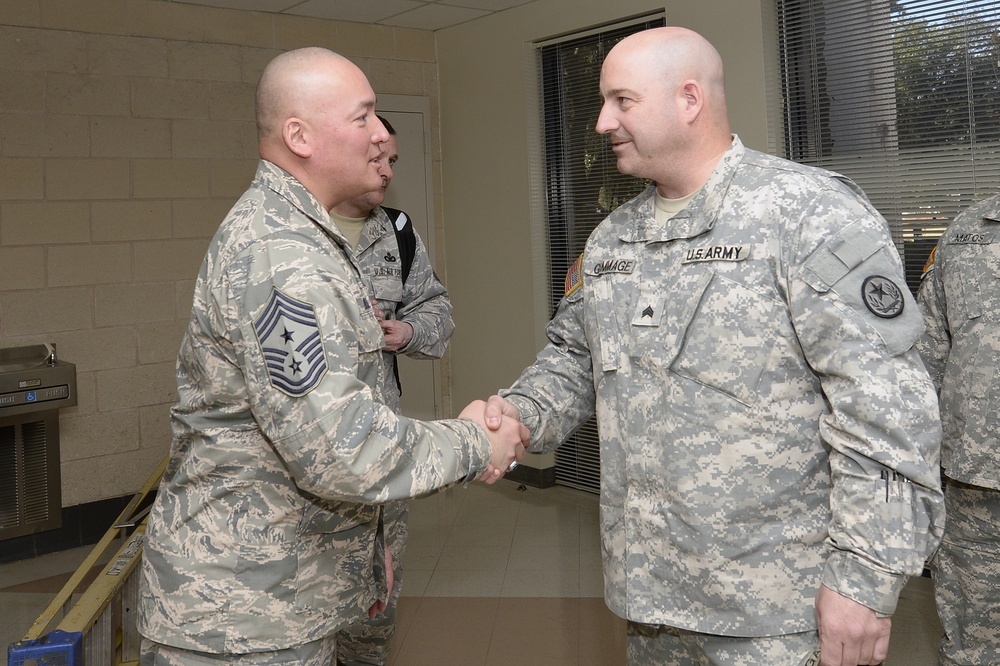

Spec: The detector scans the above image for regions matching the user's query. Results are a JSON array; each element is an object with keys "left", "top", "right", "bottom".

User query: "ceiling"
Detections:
[{"left": 161, "top": 0, "right": 540, "bottom": 31}]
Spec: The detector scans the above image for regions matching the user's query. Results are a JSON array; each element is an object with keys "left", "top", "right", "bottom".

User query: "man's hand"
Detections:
[
  {"left": 367, "top": 547, "right": 394, "bottom": 619},
  {"left": 484, "top": 394, "right": 521, "bottom": 431},
  {"left": 815, "top": 584, "right": 891, "bottom": 665},
  {"left": 459, "top": 399, "right": 528, "bottom": 484},
  {"left": 370, "top": 301, "right": 413, "bottom": 353},
  {"left": 379, "top": 319, "right": 413, "bottom": 352},
  {"left": 476, "top": 394, "right": 530, "bottom": 480}
]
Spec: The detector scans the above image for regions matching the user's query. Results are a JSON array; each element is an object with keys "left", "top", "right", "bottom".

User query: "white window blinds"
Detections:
[
  {"left": 535, "top": 14, "right": 664, "bottom": 493},
  {"left": 777, "top": 0, "right": 1000, "bottom": 291}
]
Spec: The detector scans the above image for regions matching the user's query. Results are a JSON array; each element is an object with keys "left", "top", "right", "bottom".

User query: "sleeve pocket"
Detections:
[{"left": 802, "top": 224, "right": 922, "bottom": 358}]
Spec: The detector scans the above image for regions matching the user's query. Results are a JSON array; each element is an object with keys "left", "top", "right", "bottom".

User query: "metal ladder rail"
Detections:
[
  {"left": 8, "top": 455, "right": 167, "bottom": 665},
  {"left": 57, "top": 519, "right": 148, "bottom": 665}
]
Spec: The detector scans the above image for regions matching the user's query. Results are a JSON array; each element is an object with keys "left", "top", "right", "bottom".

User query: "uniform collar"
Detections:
[
  {"left": 255, "top": 160, "right": 369, "bottom": 279},
  {"left": 357, "top": 206, "right": 393, "bottom": 253},
  {"left": 617, "top": 135, "right": 745, "bottom": 244},
  {"left": 981, "top": 198, "right": 1000, "bottom": 224},
  {"left": 256, "top": 160, "right": 342, "bottom": 241}
]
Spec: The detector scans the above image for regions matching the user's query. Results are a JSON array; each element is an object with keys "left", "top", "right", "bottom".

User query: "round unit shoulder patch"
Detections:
[{"left": 861, "top": 275, "right": 905, "bottom": 319}]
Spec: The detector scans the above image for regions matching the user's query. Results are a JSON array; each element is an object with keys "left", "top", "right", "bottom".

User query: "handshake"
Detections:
[{"left": 459, "top": 395, "right": 530, "bottom": 484}]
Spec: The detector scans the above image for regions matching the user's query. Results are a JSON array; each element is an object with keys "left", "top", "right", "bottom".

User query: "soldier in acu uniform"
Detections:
[
  {"left": 488, "top": 26, "right": 944, "bottom": 666},
  {"left": 137, "top": 47, "right": 527, "bottom": 665},
  {"left": 917, "top": 193, "right": 1000, "bottom": 666}
]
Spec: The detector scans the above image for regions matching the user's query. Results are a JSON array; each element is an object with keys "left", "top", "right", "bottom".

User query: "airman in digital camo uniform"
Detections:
[
  {"left": 332, "top": 118, "right": 455, "bottom": 666},
  {"left": 137, "top": 47, "right": 526, "bottom": 665}
]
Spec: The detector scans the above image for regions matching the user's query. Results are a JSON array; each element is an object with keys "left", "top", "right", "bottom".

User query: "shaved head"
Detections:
[
  {"left": 596, "top": 27, "right": 732, "bottom": 197},
  {"left": 253, "top": 47, "right": 389, "bottom": 210},
  {"left": 609, "top": 27, "right": 727, "bottom": 120},
  {"left": 256, "top": 47, "right": 351, "bottom": 143}
]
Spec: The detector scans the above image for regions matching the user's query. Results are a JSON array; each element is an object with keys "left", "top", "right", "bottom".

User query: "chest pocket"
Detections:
[
  {"left": 356, "top": 313, "right": 385, "bottom": 381},
  {"left": 356, "top": 313, "right": 383, "bottom": 353},
  {"left": 586, "top": 270, "right": 630, "bottom": 373},
  {"left": 941, "top": 243, "right": 1000, "bottom": 401},
  {"left": 352, "top": 280, "right": 387, "bottom": 386},
  {"left": 944, "top": 243, "right": 1000, "bottom": 323},
  {"left": 371, "top": 273, "right": 403, "bottom": 306},
  {"left": 669, "top": 271, "right": 783, "bottom": 407}
]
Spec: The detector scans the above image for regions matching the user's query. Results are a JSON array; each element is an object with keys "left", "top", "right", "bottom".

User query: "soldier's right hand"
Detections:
[{"left": 458, "top": 399, "right": 529, "bottom": 484}]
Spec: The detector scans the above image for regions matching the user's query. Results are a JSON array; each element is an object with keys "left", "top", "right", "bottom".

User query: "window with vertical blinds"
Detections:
[
  {"left": 778, "top": 0, "right": 1000, "bottom": 292},
  {"left": 535, "top": 14, "right": 664, "bottom": 493}
]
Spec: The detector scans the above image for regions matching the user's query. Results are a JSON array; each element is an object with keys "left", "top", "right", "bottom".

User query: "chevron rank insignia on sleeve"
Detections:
[{"left": 254, "top": 288, "right": 328, "bottom": 396}]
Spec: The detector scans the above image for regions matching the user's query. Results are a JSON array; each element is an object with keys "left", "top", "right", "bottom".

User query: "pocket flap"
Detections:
[{"left": 803, "top": 225, "right": 885, "bottom": 293}]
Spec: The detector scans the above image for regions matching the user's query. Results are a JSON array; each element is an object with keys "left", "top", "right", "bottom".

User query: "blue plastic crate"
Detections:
[{"left": 8, "top": 630, "right": 83, "bottom": 666}]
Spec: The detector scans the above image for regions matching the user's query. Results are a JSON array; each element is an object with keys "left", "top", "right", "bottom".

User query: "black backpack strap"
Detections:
[
  {"left": 383, "top": 206, "right": 416, "bottom": 284},
  {"left": 381, "top": 206, "right": 417, "bottom": 395}
]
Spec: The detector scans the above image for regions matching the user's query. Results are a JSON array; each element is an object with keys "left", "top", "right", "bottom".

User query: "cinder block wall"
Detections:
[{"left": 0, "top": 0, "right": 441, "bottom": 507}]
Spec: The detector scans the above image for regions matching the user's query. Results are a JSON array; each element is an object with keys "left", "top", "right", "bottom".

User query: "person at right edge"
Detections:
[
  {"left": 917, "top": 192, "right": 1000, "bottom": 666},
  {"left": 484, "top": 26, "right": 944, "bottom": 666}
]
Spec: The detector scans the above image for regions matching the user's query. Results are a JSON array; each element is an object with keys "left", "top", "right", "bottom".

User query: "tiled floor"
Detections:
[{"left": 1, "top": 481, "right": 941, "bottom": 665}]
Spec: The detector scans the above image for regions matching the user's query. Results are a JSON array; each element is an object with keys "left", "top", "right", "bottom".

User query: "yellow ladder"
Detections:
[{"left": 9, "top": 456, "right": 167, "bottom": 666}]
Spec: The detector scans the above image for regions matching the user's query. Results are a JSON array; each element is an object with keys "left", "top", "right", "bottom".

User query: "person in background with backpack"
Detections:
[{"left": 330, "top": 114, "right": 455, "bottom": 666}]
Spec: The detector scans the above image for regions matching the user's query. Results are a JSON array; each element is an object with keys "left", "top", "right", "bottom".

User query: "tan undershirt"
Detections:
[
  {"left": 654, "top": 189, "right": 700, "bottom": 223},
  {"left": 330, "top": 211, "right": 366, "bottom": 250}
]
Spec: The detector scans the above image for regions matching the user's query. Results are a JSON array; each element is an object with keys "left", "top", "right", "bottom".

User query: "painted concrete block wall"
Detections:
[{"left": 0, "top": 0, "right": 441, "bottom": 506}]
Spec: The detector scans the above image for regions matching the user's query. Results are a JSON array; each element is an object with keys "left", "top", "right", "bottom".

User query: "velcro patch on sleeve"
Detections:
[{"left": 565, "top": 253, "right": 584, "bottom": 297}]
